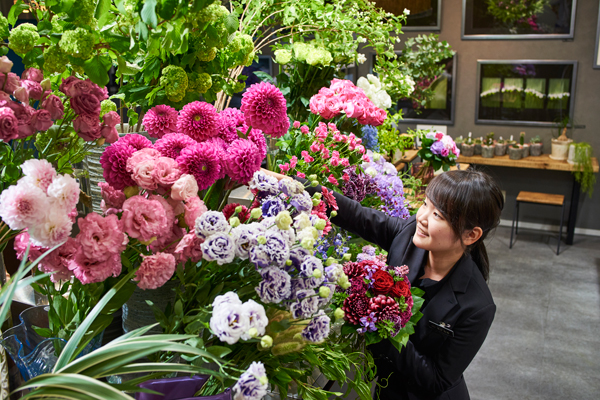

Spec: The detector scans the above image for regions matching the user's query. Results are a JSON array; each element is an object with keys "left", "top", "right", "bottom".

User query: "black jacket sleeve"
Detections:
[{"left": 371, "top": 303, "right": 496, "bottom": 394}]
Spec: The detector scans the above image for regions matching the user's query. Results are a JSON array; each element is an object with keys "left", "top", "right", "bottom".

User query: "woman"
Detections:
[{"left": 267, "top": 168, "right": 503, "bottom": 400}]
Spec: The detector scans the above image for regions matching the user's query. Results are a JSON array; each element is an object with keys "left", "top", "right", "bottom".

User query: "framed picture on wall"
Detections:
[
  {"left": 475, "top": 60, "right": 577, "bottom": 127},
  {"left": 594, "top": 5, "right": 600, "bottom": 69},
  {"left": 372, "top": 0, "right": 441, "bottom": 30},
  {"left": 462, "top": 0, "right": 577, "bottom": 40}
]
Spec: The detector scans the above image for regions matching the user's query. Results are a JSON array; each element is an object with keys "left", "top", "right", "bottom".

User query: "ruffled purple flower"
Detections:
[
  {"left": 290, "top": 289, "right": 319, "bottom": 319},
  {"left": 256, "top": 266, "right": 291, "bottom": 303},
  {"left": 430, "top": 140, "right": 445, "bottom": 156},
  {"left": 201, "top": 233, "right": 235, "bottom": 265},
  {"left": 301, "top": 311, "right": 331, "bottom": 343},
  {"left": 357, "top": 245, "right": 377, "bottom": 262},
  {"left": 261, "top": 196, "right": 285, "bottom": 217},
  {"left": 231, "top": 223, "right": 264, "bottom": 259},
  {"left": 195, "top": 210, "right": 230, "bottom": 238},
  {"left": 278, "top": 179, "right": 303, "bottom": 197},
  {"left": 290, "top": 192, "right": 312, "bottom": 213},
  {"left": 299, "top": 256, "right": 323, "bottom": 278},
  {"left": 289, "top": 247, "right": 310, "bottom": 272},
  {"left": 289, "top": 278, "right": 308, "bottom": 299},
  {"left": 249, "top": 171, "right": 278, "bottom": 195},
  {"left": 210, "top": 301, "right": 248, "bottom": 345},
  {"left": 233, "top": 362, "right": 268, "bottom": 400},
  {"left": 264, "top": 230, "right": 289, "bottom": 267}
]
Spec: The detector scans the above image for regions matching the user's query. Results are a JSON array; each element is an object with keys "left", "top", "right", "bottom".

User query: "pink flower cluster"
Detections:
[
  {"left": 14, "top": 231, "right": 77, "bottom": 283},
  {"left": 241, "top": 82, "right": 289, "bottom": 138},
  {"left": 0, "top": 159, "right": 79, "bottom": 247},
  {"left": 309, "top": 79, "right": 387, "bottom": 126}
]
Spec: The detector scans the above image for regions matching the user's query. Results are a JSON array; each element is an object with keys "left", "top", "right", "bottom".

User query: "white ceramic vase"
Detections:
[{"left": 550, "top": 138, "right": 573, "bottom": 161}]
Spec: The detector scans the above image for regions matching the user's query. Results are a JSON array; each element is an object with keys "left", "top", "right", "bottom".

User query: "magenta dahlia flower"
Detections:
[
  {"left": 176, "top": 142, "right": 221, "bottom": 190},
  {"left": 177, "top": 101, "right": 219, "bottom": 141},
  {"left": 116, "top": 133, "right": 153, "bottom": 151},
  {"left": 153, "top": 133, "right": 197, "bottom": 159},
  {"left": 143, "top": 105, "right": 178, "bottom": 138},
  {"left": 241, "top": 82, "right": 290, "bottom": 138},
  {"left": 100, "top": 144, "right": 137, "bottom": 190},
  {"left": 217, "top": 107, "right": 245, "bottom": 143},
  {"left": 247, "top": 128, "right": 267, "bottom": 161},
  {"left": 224, "top": 139, "right": 263, "bottom": 184}
]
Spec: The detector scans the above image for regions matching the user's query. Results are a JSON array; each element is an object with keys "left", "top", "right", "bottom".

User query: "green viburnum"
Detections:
[
  {"left": 59, "top": 28, "right": 95, "bottom": 59},
  {"left": 232, "top": 81, "right": 246, "bottom": 93},
  {"left": 190, "top": 33, "right": 217, "bottom": 62},
  {"left": 160, "top": 65, "right": 188, "bottom": 102},
  {"left": 198, "top": 3, "right": 229, "bottom": 23},
  {"left": 8, "top": 23, "right": 39, "bottom": 54},
  {"left": 187, "top": 72, "right": 212, "bottom": 94},
  {"left": 76, "top": 0, "right": 98, "bottom": 28},
  {"left": 51, "top": 16, "right": 64, "bottom": 33},
  {"left": 100, "top": 100, "right": 118, "bottom": 117},
  {"left": 274, "top": 49, "right": 292, "bottom": 65},
  {"left": 0, "top": 14, "right": 9, "bottom": 38}
]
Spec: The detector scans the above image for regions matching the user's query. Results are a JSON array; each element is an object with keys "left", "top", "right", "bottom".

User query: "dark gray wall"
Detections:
[{"left": 367, "top": 0, "right": 600, "bottom": 231}]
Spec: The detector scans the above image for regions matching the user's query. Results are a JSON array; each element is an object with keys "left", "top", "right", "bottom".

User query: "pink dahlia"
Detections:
[
  {"left": 224, "top": 138, "right": 262, "bottom": 184},
  {"left": 100, "top": 144, "right": 137, "bottom": 190},
  {"left": 176, "top": 142, "right": 221, "bottom": 190},
  {"left": 217, "top": 107, "right": 246, "bottom": 143},
  {"left": 21, "top": 159, "right": 57, "bottom": 193},
  {"left": 241, "top": 82, "right": 289, "bottom": 138},
  {"left": 69, "top": 250, "right": 122, "bottom": 285},
  {"left": 135, "top": 252, "right": 177, "bottom": 290},
  {"left": 247, "top": 128, "right": 267, "bottom": 161},
  {"left": 121, "top": 195, "right": 169, "bottom": 242},
  {"left": 143, "top": 104, "right": 178, "bottom": 138},
  {"left": 116, "top": 133, "right": 152, "bottom": 151},
  {"left": 154, "top": 133, "right": 197, "bottom": 159},
  {"left": 177, "top": 101, "right": 219, "bottom": 141}
]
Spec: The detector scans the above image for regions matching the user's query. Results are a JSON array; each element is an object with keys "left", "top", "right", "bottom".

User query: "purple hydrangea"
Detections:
[
  {"left": 430, "top": 140, "right": 445, "bottom": 156},
  {"left": 357, "top": 245, "right": 377, "bottom": 262},
  {"left": 261, "top": 196, "right": 285, "bottom": 217},
  {"left": 290, "top": 289, "right": 319, "bottom": 319},
  {"left": 301, "top": 311, "right": 331, "bottom": 343},
  {"left": 256, "top": 267, "right": 291, "bottom": 303},
  {"left": 233, "top": 362, "right": 268, "bottom": 400},
  {"left": 201, "top": 233, "right": 235, "bottom": 265}
]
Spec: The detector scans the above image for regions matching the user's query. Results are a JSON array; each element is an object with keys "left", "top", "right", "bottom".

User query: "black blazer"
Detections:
[{"left": 312, "top": 186, "right": 496, "bottom": 400}]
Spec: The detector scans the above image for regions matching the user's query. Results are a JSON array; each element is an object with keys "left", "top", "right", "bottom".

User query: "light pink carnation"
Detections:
[
  {"left": 152, "top": 157, "right": 181, "bottom": 187},
  {"left": 184, "top": 196, "right": 207, "bottom": 228},
  {"left": 0, "top": 106, "right": 19, "bottom": 141},
  {"left": 135, "top": 252, "right": 177, "bottom": 290},
  {"left": 241, "top": 82, "right": 289, "bottom": 138},
  {"left": 121, "top": 196, "right": 169, "bottom": 242},
  {"left": 177, "top": 101, "right": 219, "bottom": 141},
  {"left": 21, "top": 159, "right": 56, "bottom": 193},
  {"left": 166, "top": 197, "right": 185, "bottom": 216},
  {"left": 28, "top": 208, "right": 73, "bottom": 248},
  {"left": 176, "top": 142, "right": 221, "bottom": 190},
  {"left": 174, "top": 233, "right": 204, "bottom": 264},
  {"left": 224, "top": 138, "right": 262, "bottom": 184},
  {"left": 47, "top": 174, "right": 80, "bottom": 212},
  {"left": 69, "top": 250, "right": 122, "bottom": 285},
  {"left": 76, "top": 213, "right": 125, "bottom": 261},
  {"left": 171, "top": 174, "right": 199, "bottom": 201},
  {"left": 41, "top": 94, "right": 64, "bottom": 120},
  {"left": 143, "top": 105, "right": 178, "bottom": 138},
  {"left": 98, "top": 182, "right": 126, "bottom": 212},
  {"left": 0, "top": 182, "right": 49, "bottom": 230}
]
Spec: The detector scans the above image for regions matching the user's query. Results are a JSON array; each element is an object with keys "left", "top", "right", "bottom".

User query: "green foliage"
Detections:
[
  {"left": 486, "top": 0, "right": 547, "bottom": 24},
  {"left": 160, "top": 65, "right": 188, "bottom": 102},
  {"left": 572, "top": 142, "right": 596, "bottom": 198},
  {"left": 529, "top": 135, "right": 541, "bottom": 144},
  {"left": 0, "top": 13, "right": 9, "bottom": 39}
]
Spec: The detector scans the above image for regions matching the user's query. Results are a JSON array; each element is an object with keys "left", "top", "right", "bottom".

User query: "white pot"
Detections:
[
  {"left": 549, "top": 138, "right": 573, "bottom": 161},
  {"left": 567, "top": 143, "right": 576, "bottom": 165}
]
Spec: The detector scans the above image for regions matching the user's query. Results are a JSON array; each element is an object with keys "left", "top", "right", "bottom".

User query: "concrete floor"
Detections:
[{"left": 464, "top": 227, "right": 600, "bottom": 400}]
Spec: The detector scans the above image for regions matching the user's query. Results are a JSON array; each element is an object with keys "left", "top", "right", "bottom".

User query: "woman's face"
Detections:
[{"left": 413, "top": 196, "right": 462, "bottom": 253}]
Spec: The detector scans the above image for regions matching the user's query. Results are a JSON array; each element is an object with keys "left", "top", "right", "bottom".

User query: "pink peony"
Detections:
[
  {"left": 153, "top": 133, "right": 197, "bottom": 159},
  {"left": 74, "top": 114, "right": 101, "bottom": 141},
  {"left": 241, "top": 82, "right": 289, "bottom": 138},
  {"left": 28, "top": 208, "right": 73, "bottom": 248},
  {"left": 102, "top": 111, "right": 120, "bottom": 128},
  {"left": 47, "top": 174, "right": 80, "bottom": 212},
  {"left": 21, "top": 159, "right": 57, "bottom": 193},
  {"left": 0, "top": 56, "right": 13, "bottom": 74},
  {"left": 0, "top": 72, "right": 21, "bottom": 95},
  {"left": 152, "top": 157, "right": 181, "bottom": 187},
  {"left": 184, "top": 196, "right": 207, "bottom": 228},
  {"left": 176, "top": 142, "right": 221, "bottom": 190},
  {"left": 171, "top": 174, "right": 199, "bottom": 202},
  {"left": 174, "top": 233, "right": 204, "bottom": 264},
  {"left": 69, "top": 250, "right": 122, "bottom": 285},
  {"left": 98, "top": 182, "right": 126, "bottom": 212},
  {"left": 121, "top": 195, "right": 169, "bottom": 242},
  {"left": 100, "top": 144, "right": 137, "bottom": 190},
  {"left": 130, "top": 159, "right": 158, "bottom": 190},
  {"left": 177, "top": 101, "right": 219, "bottom": 141},
  {"left": 224, "top": 138, "right": 262, "bottom": 184},
  {"left": 135, "top": 252, "right": 176, "bottom": 290},
  {"left": 76, "top": 213, "right": 125, "bottom": 261},
  {"left": 0, "top": 182, "right": 48, "bottom": 230},
  {"left": 0, "top": 107, "right": 19, "bottom": 141},
  {"left": 115, "top": 133, "right": 152, "bottom": 151},
  {"left": 22, "top": 68, "right": 44, "bottom": 83},
  {"left": 71, "top": 92, "right": 101, "bottom": 116},
  {"left": 30, "top": 109, "right": 53, "bottom": 131},
  {"left": 21, "top": 80, "right": 43, "bottom": 101},
  {"left": 41, "top": 94, "right": 65, "bottom": 120},
  {"left": 143, "top": 105, "right": 178, "bottom": 138},
  {"left": 247, "top": 128, "right": 267, "bottom": 161}
]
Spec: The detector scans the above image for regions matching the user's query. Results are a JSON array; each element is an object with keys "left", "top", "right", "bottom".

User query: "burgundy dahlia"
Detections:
[
  {"left": 100, "top": 144, "right": 137, "bottom": 190},
  {"left": 176, "top": 142, "right": 221, "bottom": 190},
  {"left": 224, "top": 138, "right": 262, "bottom": 184},
  {"left": 342, "top": 293, "right": 370, "bottom": 326},
  {"left": 177, "top": 101, "right": 219, "bottom": 141},
  {"left": 241, "top": 82, "right": 289, "bottom": 138},
  {"left": 143, "top": 104, "right": 178, "bottom": 138},
  {"left": 343, "top": 262, "right": 366, "bottom": 280},
  {"left": 154, "top": 133, "right": 197, "bottom": 159},
  {"left": 369, "top": 294, "right": 400, "bottom": 322}
]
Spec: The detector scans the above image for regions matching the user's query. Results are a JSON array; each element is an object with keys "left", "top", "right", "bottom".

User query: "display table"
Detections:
[
  {"left": 393, "top": 149, "right": 419, "bottom": 171},
  {"left": 457, "top": 153, "right": 599, "bottom": 245}
]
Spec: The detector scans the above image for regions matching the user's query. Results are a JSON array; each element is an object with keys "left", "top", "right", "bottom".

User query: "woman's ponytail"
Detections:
[{"left": 469, "top": 240, "right": 490, "bottom": 282}]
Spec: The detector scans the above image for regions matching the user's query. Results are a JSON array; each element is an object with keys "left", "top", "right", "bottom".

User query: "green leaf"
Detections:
[
  {"left": 8, "top": 1, "right": 29, "bottom": 26},
  {"left": 95, "top": 0, "right": 113, "bottom": 28},
  {"left": 83, "top": 55, "right": 113, "bottom": 87},
  {"left": 253, "top": 71, "right": 274, "bottom": 84},
  {"left": 141, "top": 0, "right": 158, "bottom": 28},
  {"left": 224, "top": 13, "right": 239, "bottom": 34},
  {"left": 117, "top": 55, "right": 142, "bottom": 76},
  {"left": 159, "top": 0, "right": 178, "bottom": 20},
  {"left": 137, "top": 20, "right": 149, "bottom": 41},
  {"left": 206, "top": 345, "right": 232, "bottom": 358}
]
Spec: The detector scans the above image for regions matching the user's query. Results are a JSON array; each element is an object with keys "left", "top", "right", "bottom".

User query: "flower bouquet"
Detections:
[
  {"left": 416, "top": 131, "right": 460, "bottom": 182},
  {"left": 331, "top": 257, "right": 424, "bottom": 349}
]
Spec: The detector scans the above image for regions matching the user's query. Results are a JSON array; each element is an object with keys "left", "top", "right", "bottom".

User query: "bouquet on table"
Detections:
[{"left": 415, "top": 131, "right": 460, "bottom": 182}]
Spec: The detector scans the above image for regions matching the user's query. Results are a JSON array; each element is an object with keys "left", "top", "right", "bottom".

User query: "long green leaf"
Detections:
[
  {"left": 18, "top": 374, "right": 132, "bottom": 399},
  {"left": 53, "top": 270, "right": 136, "bottom": 371},
  {"left": 106, "top": 323, "right": 159, "bottom": 344}
]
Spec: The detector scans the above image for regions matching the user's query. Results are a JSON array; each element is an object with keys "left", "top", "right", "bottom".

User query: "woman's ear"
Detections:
[{"left": 463, "top": 227, "right": 483, "bottom": 246}]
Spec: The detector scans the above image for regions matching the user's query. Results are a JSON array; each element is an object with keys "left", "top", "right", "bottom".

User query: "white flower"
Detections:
[
  {"left": 21, "top": 159, "right": 57, "bottom": 193},
  {"left": 241, "top": 300, "right": 268, "bottom": 340},
  {"left": 372, "top": 90, "right": 392, "bottom": 110},
  {"left": 47, "top": 174, "right": 80, "bottom": 212},
  {"left": 233, "top": 362, "right": 268, "bottom": 400},
  {"left": 367, "top": 74, "right": 382, "bottom": 90},
  {"left": 0, "top": 180, "right": 49, "bottom": 230},
  {"left": 28, "top": 208, "right": 72, "bottom": 247},
  {"left": 210, "top": 301, "right": 249, "bottom": 345},
  {"left": 357, "top": 53, "right": 367, "bottom": 64},
  {"left": 293, "top": 213, "right": 312, "bottom": 230},
  {"left": 201, "top": 233, "right": 235, "bottom": 265},
  {"left": 404, "top": 8, "right": 410, "bottom": 15},
  {"left": 231, "top": 223, "right": 265, "bottom": 259},
  {"left": 213, "top": 292, "right": 242, "bottom": 309},
  {"left": 195, "top": 211, "right": 230, "bottom": 238}
]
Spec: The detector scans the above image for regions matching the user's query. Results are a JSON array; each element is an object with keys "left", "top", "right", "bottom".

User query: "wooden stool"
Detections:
[{"left": 510, "top": 191, "right": 565, "bottom": 255}]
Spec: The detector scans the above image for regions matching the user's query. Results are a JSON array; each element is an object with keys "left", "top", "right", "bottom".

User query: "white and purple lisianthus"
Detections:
[
  {"left": 209, "top": 299, "right": 249, "bottom": 345},
  {"left": 255, "top": 266, "right": 291, "bottom": 304},
  {"left": 290, "top": 289, "right": 320, "bottom": 319},
  {"left": 249, "top": 171, "right": 279, "bottom": 196},
  {"left": 195, "top": 210, "right": 230, "bottom": 238},
  {"left": 233, "top": 362, "right": 268, "bottom": 400},
  {"left": 231, "top": 223, "right": 265, "bottom": 259},
  {"left": 301, "top": 311, "right": 331, "bottom": 343},
  {"left": 201, "top": 232, "right": 235, "bottom": 265}
]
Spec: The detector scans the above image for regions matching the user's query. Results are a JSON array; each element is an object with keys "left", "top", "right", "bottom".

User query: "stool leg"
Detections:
[
  {"left": 510, "top": 200, "right": 518, "bottom": 249},
  {"left": 557, "top": 202, "right": 565, "bottom": 255},
  {"left": 515, "top": 201, "right": 520, "bottom": 235}
]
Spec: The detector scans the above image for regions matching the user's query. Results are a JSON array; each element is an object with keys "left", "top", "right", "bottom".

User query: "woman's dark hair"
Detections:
[{"left": 425, "top": 170, "right": 504, "bottom": 281}]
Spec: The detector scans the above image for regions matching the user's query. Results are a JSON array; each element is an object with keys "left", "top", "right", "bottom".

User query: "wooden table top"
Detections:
[{"left": 457, "top": 153, "right": 599, "bottom": 173}]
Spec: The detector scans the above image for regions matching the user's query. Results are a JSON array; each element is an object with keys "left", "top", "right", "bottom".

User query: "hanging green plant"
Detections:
[{"left": 572, "top": 142, "right": 596, "bottom": 198}]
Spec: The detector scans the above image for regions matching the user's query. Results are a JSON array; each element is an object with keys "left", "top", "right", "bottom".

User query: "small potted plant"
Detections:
[
  {"left": 520, "top": 132, "right": 530, "bottom": 158},
  {"left": 461, "top": 135, "right": 475, "bottom": 157},
  {"left": 550, "top": 116, "right": 573, "bottom": 160},
  {"left": 454, "top": 135, "right": 464, "bottom": 152},
  {"left": 474, "top": 137, "right": 483, "bottom": 156},
  {"left": 508, "top": 143, "right": 522, "bottom": 160},
  {"left": 495, "top": 136, "right": 507, "bottom": 156},
  {"left": 530, "top": 136, "right": 543, "bottom": 156},
  {"left": 570, "top": 142, "right": 596, "bottom": 198},
  {"left": 482, "top": 133, "right": 495, "bottom": 158}
]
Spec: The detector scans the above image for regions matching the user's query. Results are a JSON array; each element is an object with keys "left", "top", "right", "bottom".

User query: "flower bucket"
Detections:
[
  {"left": 494, "top": 143, "right": 507, "bottom": 156},
  {"left": 135, "top": 375, "right": 210, "bottom": 400},
  {"left": 481, "top": 145, "right": 495, "bottom": 158},
  {"left": 530, "top": 143, "right": 543, "bottom": 156},
  {"left": 461, "top": 144, "right": 475, "bottom": 157}
]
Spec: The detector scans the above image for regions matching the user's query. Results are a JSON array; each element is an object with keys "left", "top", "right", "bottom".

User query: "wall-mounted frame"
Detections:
[
  {"left": 462, "top": 0, "right": 577, "bottom": 40},
  {"left": 594, "top": 5, "right": 600, "bottom": 69},
  {"left": 475, "top": 60, "right": 577, "bottom": 127},
  {"left": 372, "top": 0, "right": 441, "bottom": 31}
]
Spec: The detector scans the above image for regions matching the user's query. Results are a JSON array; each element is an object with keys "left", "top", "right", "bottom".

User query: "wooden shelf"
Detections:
[{"left": 457, "top": 153, "right": 599, "bottom": 173}]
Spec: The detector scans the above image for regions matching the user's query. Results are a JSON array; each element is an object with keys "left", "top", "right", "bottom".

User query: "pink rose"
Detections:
[
  {"left": 0, "top": 72, "right": 21, "bottom": 94},
  {"left": 341, "top": 158, "right": 350, "bottom": 167},
  {"left": 174, "top": 233, "right": 204, "bottom": 263},
  {"left": 300, "top": 125, "right": 309, "bottom": 134},
  {"left": 76, "top": 213, "right": 125, "bottom": 261},
  {"left": 102, "top": 111, "right": 120, "bottom": 128},
  {"left": 64, "top": 78, "right": 108, "bottom": 102},
  {"left": 100, "top": 125, "right": 119, "bottom": 143},
  {"left": 13, "top": 86, "right": 28, "bottom": 103},
  {"left": 135, "top": 252, "right": 176, "bottom": 290},
  {"left": 290, "top": 156, "right": 298, "bottom": 169},
  {"left": 330, "top": 157, "right": 339, "bottom": 167},
  {"left": 184, "top": 196, "right": 207, "bottom": 228},
  {"left": 166, "top": 197, "right": 185, "bottom": 216},
  {"left": 171, "top": 174, "right": 199, "bottom": 201},
  {"left": 152, "top": 157, "right": 181, "bottom": 187},
  {"left": 131, "top": 159, "right": 158, "bottom": 190},
  {"left": 293, "top": 121, "right": 301, "bottom": 129},
  {"left": 70, "top": 93, "right": 101, "bottom": 116},
  {"left": 0, "top": 56, "right": 13, "bottom": 74},
  {"left": 59, "top": 76, "right": 79, "bottom": 95},
  {"left": 441, "top": 147, "right": 449, "bottom": 157},
  {"left": 42, "top": 94, "right": 65, "bottom": 120},
  {"left": 0, "top": 107, "right": 19, "bottom": 141},
  {"left": 98, "top": 182, "right": 126, "bottom": 212},
  {"left": 21, "top": 80, "right": 43, "bottom": 101},
  {"left": 278, "top": 163, "right": 290, "bottom": 173},
  {"left": 121, "top": 195, "right": 169, "bottom": 242},
  {"left": 22, "top": 68, "right": 44, "bottom": 83},
  {"left": 126, "top": 148, "right": 161, "bottom": 172},
  {"left": 30, "top": 109, "right": 53, "bottom": 131},
  {"left": 0, "top": 91, "right": 11, "bottom": 102},
  {"left": 74, "top": 114, "right": 101, "bottom": 141},
  {"left": 69, "top": 250, "right": 122, "bottom": 285}
]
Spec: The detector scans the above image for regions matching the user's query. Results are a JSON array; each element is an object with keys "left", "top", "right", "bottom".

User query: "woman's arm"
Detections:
[{"left": 261, "top": 169, "right": 407, "bottom": 252}]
